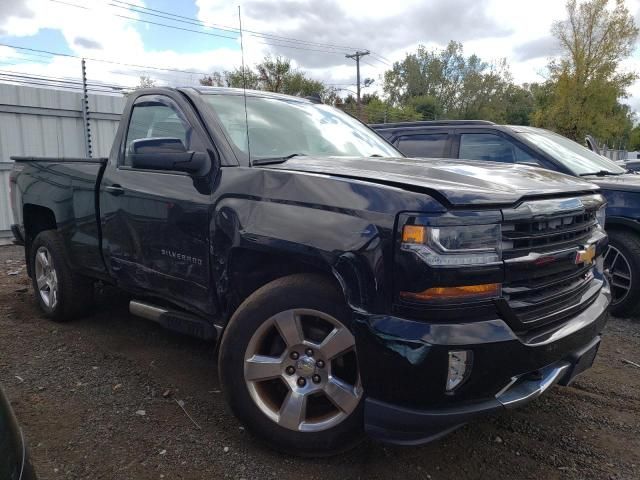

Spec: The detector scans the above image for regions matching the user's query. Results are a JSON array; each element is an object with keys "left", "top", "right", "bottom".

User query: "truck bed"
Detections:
[{"left": 11, "top": 156, "right": 109, "bottom": 278}]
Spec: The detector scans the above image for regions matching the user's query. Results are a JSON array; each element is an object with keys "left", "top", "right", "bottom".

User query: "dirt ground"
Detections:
[{"left": 1, "top": 244, "right": 639, "bottom": 480}]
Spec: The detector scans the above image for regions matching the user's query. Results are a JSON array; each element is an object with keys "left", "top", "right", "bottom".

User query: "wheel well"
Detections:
[
  {"left": 225, "top": 249, "right": 344, "bottom": 318},
  {"left": 23, "top": 204, "right": 57, "bottom": 244}
]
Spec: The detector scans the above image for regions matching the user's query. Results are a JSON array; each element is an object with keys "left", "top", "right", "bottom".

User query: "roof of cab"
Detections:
[{"left": 187, "top": 86, "right": 314, "bottom": 103}]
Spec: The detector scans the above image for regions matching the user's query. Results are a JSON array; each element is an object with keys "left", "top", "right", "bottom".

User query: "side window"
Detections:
[
  {"left": 513, "top": 145, "right": 542, "bottom": 166},
  {"left": 459, "top": 133, "right": 515, "bottom": 163},
  {"left": 123, "top": 101, "right": 192, "bottom": 167},
  {"left": 396, "top": 134, "right": 448, "bottom": 158}
]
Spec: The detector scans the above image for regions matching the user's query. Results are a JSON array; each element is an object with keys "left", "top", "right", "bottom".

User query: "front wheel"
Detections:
[
  {"left": 605, "top": 229, "right": 640, "bottom": 318},
  {"left": 218, "top": 274, "right": 364, "bottom": 456}
]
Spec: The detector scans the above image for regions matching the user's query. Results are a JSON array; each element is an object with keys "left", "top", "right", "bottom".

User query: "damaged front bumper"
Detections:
[{"left": 354, "top": 286, "right": 610, "bottom": 445}]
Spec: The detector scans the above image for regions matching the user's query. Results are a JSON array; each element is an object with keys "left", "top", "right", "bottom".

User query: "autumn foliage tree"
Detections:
[{"left": 532, "top": 0, "right": 639, "bottom": 145}]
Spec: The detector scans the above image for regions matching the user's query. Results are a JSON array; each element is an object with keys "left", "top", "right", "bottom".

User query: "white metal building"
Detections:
[{"left": 0, "top": 83, "right": 123, "bottom": 244}]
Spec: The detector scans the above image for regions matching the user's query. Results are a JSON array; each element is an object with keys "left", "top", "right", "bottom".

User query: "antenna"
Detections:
[{"left": 238, "top": 5, "right": 251, "bottom": 165}]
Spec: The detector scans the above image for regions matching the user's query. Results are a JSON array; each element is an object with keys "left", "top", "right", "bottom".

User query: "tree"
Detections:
[
  {"left": 200, "top": 67, "right": 259, "bottom": 89},
  {"left": 629, "top": 125, "right": 640, "bottom": 151},
  {"left": 532, "top": 0, "right": 638, "bottom": 144},
  {"left": 136, "top": 75, "right": 156, "bottom": 89},
  {"left": 382, "top": 41, "right": 523, "bottom": 123},
  {"left": 200, "top": 55, "right": 326, "bottom": 97}
]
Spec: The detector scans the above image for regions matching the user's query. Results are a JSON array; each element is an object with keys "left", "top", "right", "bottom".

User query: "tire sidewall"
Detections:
[
  {"left": 218, "top": 274, "right": 364, "bottom": 456},
  {"left": 607, "top": 231, "right": 640, "bottom": 317}
]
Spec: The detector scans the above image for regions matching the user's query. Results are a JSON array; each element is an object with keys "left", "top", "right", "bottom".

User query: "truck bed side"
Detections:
[{"left": 11, "top": 157, "right": 108, "bottom": 278}]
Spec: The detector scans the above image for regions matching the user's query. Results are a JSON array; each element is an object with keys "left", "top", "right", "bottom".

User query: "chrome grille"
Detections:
[
  {"left": 502, "top": 211, "right": 597, "bottom": 260},
  {"left": 501, "top": 196, "right": 603, "bottom": 330}
]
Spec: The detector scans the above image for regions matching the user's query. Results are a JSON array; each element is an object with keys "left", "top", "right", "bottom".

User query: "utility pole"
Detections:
[
  {"left": 345, "top": 50, "right": 369, "bottom": 119},
  {"left": 80, "top": 58, "right": 92, "bottom": 158}
]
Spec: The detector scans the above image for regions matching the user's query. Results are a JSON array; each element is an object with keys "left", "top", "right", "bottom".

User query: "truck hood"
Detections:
[
  {"left": 585, "top": 172, "right": 640, "bottom": 193},
  {"left": 262, "top": 156, "right": 599, "bottom": 207}
]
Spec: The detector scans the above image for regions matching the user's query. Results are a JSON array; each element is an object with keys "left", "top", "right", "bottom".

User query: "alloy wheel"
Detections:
[
  {"left": 34, "top": 246, "right": 59, "bottom": 310},
  {"left": 243, "top": 308, "right": 362, "bottom": 432}
]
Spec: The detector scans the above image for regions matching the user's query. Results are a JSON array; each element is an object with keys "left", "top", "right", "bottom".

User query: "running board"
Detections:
[{"left": 129, "top": 300, "right": 217, "bottom": 341}]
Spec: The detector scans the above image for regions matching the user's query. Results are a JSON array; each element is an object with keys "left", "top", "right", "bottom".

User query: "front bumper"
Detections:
[{"left": 355, "top": 286, "right": 610, "bottom": 445}]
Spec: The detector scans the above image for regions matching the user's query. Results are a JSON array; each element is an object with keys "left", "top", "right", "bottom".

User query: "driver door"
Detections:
[{"left": 100, "top": 94, "right": 215, "bottom": 315}]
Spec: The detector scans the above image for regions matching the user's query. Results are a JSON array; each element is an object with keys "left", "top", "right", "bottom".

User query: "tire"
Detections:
[
  {"left": 218, "top": 274, "right": 364, "bottom": 456},
  {"left": 29, "top": 230, "right": 94, "bottom": 322},
  {"left": 605, "top": 229, "right": 640, "bottom": 318}
]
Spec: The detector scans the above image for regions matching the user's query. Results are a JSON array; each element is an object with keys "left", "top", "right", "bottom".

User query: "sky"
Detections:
[{"left": 1, "top": 0, "right": 640, "bottom": 113}]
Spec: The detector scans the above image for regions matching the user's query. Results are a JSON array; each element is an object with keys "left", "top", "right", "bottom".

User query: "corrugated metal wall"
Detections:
[{"left": 0, "top": 83, "right": 123, "bottom": 243}]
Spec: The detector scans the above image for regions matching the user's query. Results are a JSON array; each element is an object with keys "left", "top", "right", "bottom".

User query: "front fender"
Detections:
[
  {"left": 212, "top": 196, "right": 389, "bottom": 312},
  {"left": 209, "top": 168, "right": 445, "bottom": 317}
]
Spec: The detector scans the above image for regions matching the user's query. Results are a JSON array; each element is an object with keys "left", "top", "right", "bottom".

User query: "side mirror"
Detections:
[{"left": 129, "top": 138, "right": 209, "bottom": 175}]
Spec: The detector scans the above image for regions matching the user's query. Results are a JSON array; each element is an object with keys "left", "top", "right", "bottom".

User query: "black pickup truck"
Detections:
[{"left": 10, "top": 87, "right": 610, "bottom": 455}]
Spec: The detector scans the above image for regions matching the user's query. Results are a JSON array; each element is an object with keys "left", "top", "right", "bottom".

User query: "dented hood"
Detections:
[{"left": 261, "top": 156, "right": 599, "bottom": 207}]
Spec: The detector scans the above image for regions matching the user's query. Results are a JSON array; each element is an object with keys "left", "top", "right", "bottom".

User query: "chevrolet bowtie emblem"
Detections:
[{"left": 575, "top": 244, "right": 596, "bottom": 265}]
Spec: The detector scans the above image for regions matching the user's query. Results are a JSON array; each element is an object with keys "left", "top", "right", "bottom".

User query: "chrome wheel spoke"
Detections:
[
  {"left": 36, "top": 274, "right": 47, "bottom": 290},
  {"left": 49, "top": 285, "right": 58, "bottom": 308},
  {"left": 610, "top": 252, "right": 620, "bottom": 271},
  {"left": 37, "top": 250, "right": 49, "bottom": 269},
  {"left": 605, "top": 245, "right": 633, "bottom": 304},
  {"left": 612, "top": 271, "right": 631, "bottom": 281},
  {"left": 319, "top": 327, "right": 354, "bottom": 360},
  {"left": 272, "top": 310, "right": 304, "bottom": 347},
  {"left": 245, "top": 355, "right": 283, "bottom": 382},
  {"left": 278, "top": 391, "right": 307, "bottom": 430},
  {"left": 324, "top": 377, "right": 360, "bottom": 414}
]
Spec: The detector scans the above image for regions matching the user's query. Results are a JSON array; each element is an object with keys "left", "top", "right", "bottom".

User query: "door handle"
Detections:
[{"left": 105, "top": 185, "right": 125, "bottom": 196}]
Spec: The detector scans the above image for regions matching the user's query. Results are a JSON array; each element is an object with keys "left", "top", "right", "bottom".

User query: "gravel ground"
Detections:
[{"left": 1, "top": 244, "right": 639, "bottom": 480}]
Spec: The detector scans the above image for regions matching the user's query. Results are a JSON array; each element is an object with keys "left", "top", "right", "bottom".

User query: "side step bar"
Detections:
[{"left": 129, "top": 300, "right": 217, "bottom": 341}]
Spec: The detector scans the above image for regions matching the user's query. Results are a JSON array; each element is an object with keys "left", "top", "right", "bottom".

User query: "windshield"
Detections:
[
  {"left": 202, "top": 93, "right": 401, "bottom": 161},
  {"left": 518, "top": 128, "right": 626, "bottom": 176}
]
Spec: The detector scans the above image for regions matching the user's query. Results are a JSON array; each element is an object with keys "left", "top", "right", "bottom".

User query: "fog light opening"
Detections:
[{"left": 446, "top": 350, "right": 472, "bottom": 393}]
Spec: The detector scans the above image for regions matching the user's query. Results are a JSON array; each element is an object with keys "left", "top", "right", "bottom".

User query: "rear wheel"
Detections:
[
  {"left": 605, "top": 229, "right": 640, "bottom": 318},
  {"left": 218, "top": 274, "right": 364, "bottom": 456},
  {"left": 30, "top": 230, "right": 93, "bottom": 321}
]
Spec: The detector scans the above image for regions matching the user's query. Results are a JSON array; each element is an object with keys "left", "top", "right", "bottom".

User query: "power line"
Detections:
[
  {"left": 49, "top": 0, "right": 392, "bottom": 64},
  {"left": 0, "top": 76, "right": 123, "bottom": 93},
  {"left": 0, "top": 70, "right": 127, "bottom": 90},
  {"left": 0, "top": 42, "right": 209, "bottom": 76},
  {"left": 109, "top": 0, "right": 367, "bottom": 53},
  {"left": 50, "top": 0, "right": 237, "bottom": 41}
]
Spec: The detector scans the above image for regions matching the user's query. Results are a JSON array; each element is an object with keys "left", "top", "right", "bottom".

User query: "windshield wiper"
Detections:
[
  {"left": 579, "top": 170, "right": 622, "bottom": 177},
  {"left": 252, "top": 153, "right": 306, "bottom": 166}
]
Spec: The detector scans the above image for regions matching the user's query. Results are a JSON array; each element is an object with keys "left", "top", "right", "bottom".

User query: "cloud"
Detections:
[
  {"left": 513, "top": 36, "right": 558, "bottom": 62},
  {"left": 198, "top": 0, "right": 511, "bottom": 69},
  {"left": 1, "top": 0, "right": 640, "bottom": 115},
  {"left": 74, "top": 37, "right": 102, "bottom": 50},
  {"left": 0, "top": 0, "right": 34, "bottom": 21}
]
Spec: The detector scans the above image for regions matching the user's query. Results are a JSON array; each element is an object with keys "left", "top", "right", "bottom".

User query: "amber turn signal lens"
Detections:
[
  {"left": 400, "top": 283, "right": 501, "bottom": 302},
  {"left": 402, "top": 225, "right": 426, "bottom": 244}
]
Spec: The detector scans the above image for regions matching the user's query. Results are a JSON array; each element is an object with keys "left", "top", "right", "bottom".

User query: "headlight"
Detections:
[
  {"left": 401, "top": 224, "right": 501, "bottom": 266},
  {"left": 596, "top": 205, "right": 606, "bottom": 229}
]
